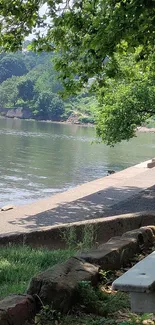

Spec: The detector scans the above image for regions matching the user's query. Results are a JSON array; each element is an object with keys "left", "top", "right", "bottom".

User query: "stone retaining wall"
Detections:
[
  {"left": 1, "top": 224, "right": 155, "bottom": 325},
  {"left": 0, "top": 211, "right": 155, "bottom": 249}
]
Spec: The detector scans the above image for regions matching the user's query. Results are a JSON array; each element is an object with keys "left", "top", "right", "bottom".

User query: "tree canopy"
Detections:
[
  {"left": 0, "top": 0, "right": 155, "bottom": 144},
  {"left": 0, "top": 53, "right": 27, "bottom": 83},
  {"left": 0, "top": 51, "right": 95, "bottom": 122}
]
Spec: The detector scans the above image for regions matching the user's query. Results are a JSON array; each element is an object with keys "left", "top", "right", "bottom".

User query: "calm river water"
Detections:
[{"left": 0, "top": 118, "right": 155, "bottom": 206}]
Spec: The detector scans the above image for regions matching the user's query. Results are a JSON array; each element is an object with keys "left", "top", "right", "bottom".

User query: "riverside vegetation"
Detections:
[
  {"left": 0, "top": 49, "right": 98, "bottom": 124},
  {"left": 0, "top": 1, "right": 155, "bottom": 145},
  {"left": 0, "top": 49, "right": 155, "bottom": 134}
]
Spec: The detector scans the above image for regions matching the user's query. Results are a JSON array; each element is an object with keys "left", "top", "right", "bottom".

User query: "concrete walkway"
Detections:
[{"left": 0, "top": 159, "right": 155, "bottom": 237}]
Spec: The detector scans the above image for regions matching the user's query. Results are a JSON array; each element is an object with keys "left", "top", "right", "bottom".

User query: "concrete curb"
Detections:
[{"left": 0, "top": 211, "right": 155, "bottom": 249}]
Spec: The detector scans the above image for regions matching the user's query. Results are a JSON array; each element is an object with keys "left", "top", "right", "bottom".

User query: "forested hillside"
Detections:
[
  {"left": 0, "top": 50, "right": 98, "bottom": 123},
  {"left": 0, "top": 1, "right": 155, "bottom": 143}
]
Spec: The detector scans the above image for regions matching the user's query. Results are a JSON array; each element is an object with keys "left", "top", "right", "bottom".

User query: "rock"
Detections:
[
  {"left": 107, "top": 170, "right": 115, "bottom": 175},
  {"left": 0, "top": 107, "right": 33, "bottom": 119},
  {"left": 0, "top": 295, "right": 36, "bottom": 325},
  {"left": 122, "top": 226, "right": 155, "bottom": 247},
  {"left": 66, "top": 113, "right": 80, "bottom": 124},
  {"left": 6, "top": 108, "right": 32, "bottom": 119},
  {"left": 147, "top": 225, "right": 155, "bottom": 236},
  {"left": 1, "top": 205, "right": 15, "bottom": 211},
  {"left": 27, "top": 256, "right": 99, "bottom": 313},
  {"left": 79, "top": 237, "right": 138, "bottom": 270}
]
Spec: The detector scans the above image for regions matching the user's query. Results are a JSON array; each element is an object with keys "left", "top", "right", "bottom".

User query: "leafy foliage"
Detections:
[
  {"left": 36, "top": 91, "right": 65, "bottom": 119},
  {"left": 0, "top": 1, "right": 155, "bottom": 143},
  {"left": 0, "top": 54, "right": 27, "bottom": 83},
  {"left": 0, "top": 76, "right": 19, "bottom": 107},
  {"left": 17, "top": 79, "right": 35, "bottom": 102},
  {"left": 96, "top": 51, "right": 155, "bottom": 145},
  {"left": 0, "top": 50, "right": 98, "bottom": 121}
]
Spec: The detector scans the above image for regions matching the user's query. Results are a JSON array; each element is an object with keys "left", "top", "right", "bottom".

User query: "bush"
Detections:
[{"left": 79, "top": 116, "right": 95, "bottom": 124}]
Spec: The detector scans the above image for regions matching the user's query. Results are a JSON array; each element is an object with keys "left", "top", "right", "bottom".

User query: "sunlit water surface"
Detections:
[{"left": 0, "top": 118, "right": 154, "bottom": 206}]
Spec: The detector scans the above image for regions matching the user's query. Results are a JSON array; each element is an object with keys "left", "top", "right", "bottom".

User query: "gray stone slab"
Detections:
[{"left": 112, "top": 251, "right": 155, "bottom": 293}]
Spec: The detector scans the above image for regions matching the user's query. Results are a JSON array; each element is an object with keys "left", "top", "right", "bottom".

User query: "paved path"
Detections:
[{"left": 0, "top": 159, "right": 155, "bottom": 237}]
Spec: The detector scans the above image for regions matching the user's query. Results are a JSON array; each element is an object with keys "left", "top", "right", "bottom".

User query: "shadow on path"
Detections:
[
  {"left": 8, "top": 185, "right": 155, "bottom": 232},
  {"left": 105, "top": 185, "right": 155, "bottom": 217}
]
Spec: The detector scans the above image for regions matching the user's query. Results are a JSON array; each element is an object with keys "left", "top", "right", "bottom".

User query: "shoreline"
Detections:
[
  {"left": 0, "top": 115, "right": 94, "bottom": 128},
  {"left": 0, "top": 159, "right": 155, "bottom": 244},
  {"left": 1, "top": 115, "right": 155, "bottom": 132},
  {"left": 137, "top": 126, "right": 155, "bottom": 133}
]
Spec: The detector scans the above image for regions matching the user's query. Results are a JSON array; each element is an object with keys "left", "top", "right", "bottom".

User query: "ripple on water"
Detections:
[{"left": 0, "top": 119, "right": 155, "bottom": 206}]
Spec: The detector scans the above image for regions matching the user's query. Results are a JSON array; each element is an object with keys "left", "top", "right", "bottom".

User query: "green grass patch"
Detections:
[
  {"left": 62, "top": 315, "right": 114, "bottom": 325},
  {"left": 38, "top": 313, "right": 116, "bottom": 325},
  {"left": 0, "top": 245, "right": 75, "bottom": 299},
  {"left": 61, "top": 314, "right": 155, "bottom": 325}
]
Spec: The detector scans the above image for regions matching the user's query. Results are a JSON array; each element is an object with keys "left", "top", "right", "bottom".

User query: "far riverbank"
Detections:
[
  {"left": 137, "top": 126, "right": 155, "bottom": 133},
  {"left": 0, "top": 108, "right": 94, "bottom": 128},
  {"left": 1, "top": 114, "right": 155, "bottom": 132}
]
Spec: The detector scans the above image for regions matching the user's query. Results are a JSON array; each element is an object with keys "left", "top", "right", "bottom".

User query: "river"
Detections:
[{"left": 0, "top": 118, "right": 154, "bottom": 207}]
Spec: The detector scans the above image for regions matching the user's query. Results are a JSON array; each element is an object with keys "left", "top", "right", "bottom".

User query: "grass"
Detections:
[
  {"left": 0, "top": 245, "right": 75, "bottom": 299},
  {"left": 37, "top": 313, "right": 116, "bottom": 325},
  {"left": 61, "top": 314, "right": 155, "bottom": 325},
  {"left": 0, "top": 243, "right": 131, "bottom": 325},
  {"left": 0, "top": 224, "right": 96, "bottom": 299},
  {"left": 1, "top": 243, "right": 155, "bottom": 325},
  {"left": 62, "top": 315, "right": 114, "bottom": 325}
]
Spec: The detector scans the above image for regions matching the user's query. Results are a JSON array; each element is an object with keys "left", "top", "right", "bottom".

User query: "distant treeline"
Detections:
[{"left": 0, "top": 49, "right": 98, "bottom": 123}]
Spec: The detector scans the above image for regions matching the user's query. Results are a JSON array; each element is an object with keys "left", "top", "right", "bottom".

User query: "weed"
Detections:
[
  {"left": 61, "top": 226, "right": 77, "bottom": 249},
  {"left": 35, "top": 305, "right": 61, "bottom": 325},
  {"left": 61, "top": 224, "right": 96, "bottom": 251},
  {"left": 120, "top": 313, "right": 155, "bottom": 325},
  {"left": 79, "top": 224, "right": 96, "bottom": 251},
  {"left": 99, "top": 269, "right": 110, "bottom": 282},
  {"left": 77, "top": 281, "right": 130, "bottom": 317}
]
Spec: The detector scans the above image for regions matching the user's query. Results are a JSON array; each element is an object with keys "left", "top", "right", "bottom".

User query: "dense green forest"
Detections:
[
  {"left": 0, "top": 49, "right": 155, "bottom": 133},
  {"left": 0, "top": 1, "right": 155, "bottom": 143},
  {"left": 0, "top": 50, "right": 98, "bottom": 123}
]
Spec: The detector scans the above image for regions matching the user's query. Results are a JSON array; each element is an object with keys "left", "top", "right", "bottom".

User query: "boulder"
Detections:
[
  {"left": 27, "top": 256, "right": 99, "bottom": 313},
  {"left": 0, "top": 295, "right": 36, "bottom": 325},
  {"left": 122, "top": 226, "right": 155, "bottom": 247},
  {"left": 79, "top": 237, "right": 138, "bottom": 270}
]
